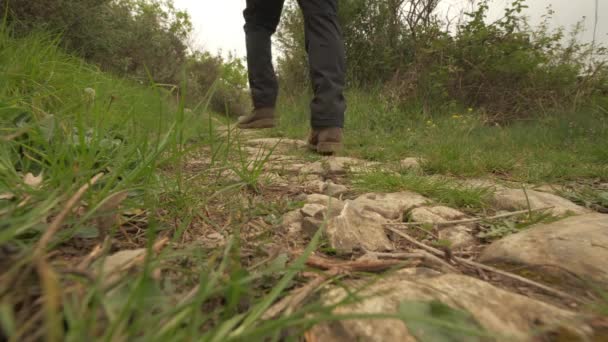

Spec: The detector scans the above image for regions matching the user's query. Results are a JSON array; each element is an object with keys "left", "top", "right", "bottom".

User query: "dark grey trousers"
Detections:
[{"left": 243, "top": 0, "right": 346, "bottom": 128}]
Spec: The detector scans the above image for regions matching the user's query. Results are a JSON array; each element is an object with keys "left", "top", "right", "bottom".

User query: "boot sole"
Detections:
[{"left": 237, "top": 119, "right": 275, "bottom": 129}]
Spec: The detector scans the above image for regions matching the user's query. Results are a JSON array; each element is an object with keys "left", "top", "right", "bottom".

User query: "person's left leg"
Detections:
[
  {"left": 298, "top": 0, "right": 346, "bottom": 153},
  {"left": 239, "top": 0, "right": 285, "bottom": 129}
]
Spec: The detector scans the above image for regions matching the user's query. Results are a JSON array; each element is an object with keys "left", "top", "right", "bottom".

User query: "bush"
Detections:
[
  {"left": 277, "top": 0, "right": 608, "bottom": 120},
  {"left": 3, "top": 0, "right": 251, "bottom": 116}
]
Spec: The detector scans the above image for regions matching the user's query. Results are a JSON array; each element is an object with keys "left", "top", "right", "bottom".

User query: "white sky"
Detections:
[{"left": 173, "top": 0, "right": 607, "bottom": 57}]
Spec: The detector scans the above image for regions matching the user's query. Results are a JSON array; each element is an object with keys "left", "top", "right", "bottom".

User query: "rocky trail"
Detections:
[{"left": 107, "top": 123, "right": 608, "bottom": 340}]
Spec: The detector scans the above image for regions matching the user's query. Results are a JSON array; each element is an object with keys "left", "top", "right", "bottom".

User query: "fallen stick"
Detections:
[
  {"left": 77, "top": 238, "right": 109, "bottom": 270},
  {"left": 305, "top": 254, "right": 419, "bottom": 273},
  {"left": 364, "top": 251, "right": 460, "bottom": 274},
  {"left": 384, "top": 206, "right": 554, "bottom": 228},
  {"left": 384, "top": 227, "right": 583, "bottom": 303},
  {"left": 262, "top": 253, "right": 421, "bottom": 320}
]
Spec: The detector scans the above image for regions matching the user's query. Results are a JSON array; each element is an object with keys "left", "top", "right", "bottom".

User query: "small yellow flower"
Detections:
[
  {"left": 426, "top": 120, "right": 433, "bottom": 125},
  {"left": 452, "top": 114, "right": 462, "bottom": 119},
  {"left": 467, "top": 108, "right": 473, "bottom": 112}
]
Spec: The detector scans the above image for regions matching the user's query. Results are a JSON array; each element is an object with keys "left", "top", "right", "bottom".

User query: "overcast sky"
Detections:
[{"left": 173, "top": 0, "right": 607, "bottom": 57}]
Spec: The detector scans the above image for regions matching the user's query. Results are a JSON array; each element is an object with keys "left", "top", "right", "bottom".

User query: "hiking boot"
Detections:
[
  {"left": 308, "top": 127, "right": 342, "bottom": 155},
  {"left": 237, "top": 107, "right": 275, "bottom": 129}
]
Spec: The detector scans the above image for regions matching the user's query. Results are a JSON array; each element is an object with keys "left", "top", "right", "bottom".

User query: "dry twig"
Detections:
[
  {"left": 305, "top": 254, "right": 419, "bottom": 273},
  {"left": 385, "top": 227, "right": 583, "bottom": 303},
  {"left": 364, "top": 250, "right": 460, "bottom": 274},
  {"left": 384, "top": 206, "right": 554, "bottom": 228}
]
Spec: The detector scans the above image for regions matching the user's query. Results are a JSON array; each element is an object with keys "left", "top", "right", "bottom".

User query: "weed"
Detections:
[
  {"left": 477, "top": 210, "right": 559, "bottom": 241},
  {"left": 353, "top": 171, "right": 492, "bottom": 211},
  {"left": 276, "top": 89, "right": 608, "bottom": 183}
]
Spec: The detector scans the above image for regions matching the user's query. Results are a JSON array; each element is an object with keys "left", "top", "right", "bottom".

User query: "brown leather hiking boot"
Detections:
[
  {"left": 308, "top": 127, "right": 342, "bottom": 155},
  {"left": 237, "top": 108, "right": 275, "bottom": 129}
]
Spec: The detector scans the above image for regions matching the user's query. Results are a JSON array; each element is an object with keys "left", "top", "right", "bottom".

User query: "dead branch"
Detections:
[
  {"left": 305, "top": 254, "right": 419, "bottom": 273},
  {"left": 384, "top": 227, "right": 583, "bottom": 303},
  {"left": 365, "top": 250, "right": 460, "bottom": 274},
  {"left": 384, "top": 206, "right": 554, "bottom": 228}
]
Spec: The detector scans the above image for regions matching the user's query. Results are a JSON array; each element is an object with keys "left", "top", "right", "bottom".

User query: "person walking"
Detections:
[{"left": 238, "top": 0, "right": 346, "bottom": 154}]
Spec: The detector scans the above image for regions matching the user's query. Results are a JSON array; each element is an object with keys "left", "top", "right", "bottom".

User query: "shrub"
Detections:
[
  {"left": 3, "top": 0, "right": 251, "bottom": 117},
  {"left": 277, "top": 0, "right": 608, "bottom": 120}
]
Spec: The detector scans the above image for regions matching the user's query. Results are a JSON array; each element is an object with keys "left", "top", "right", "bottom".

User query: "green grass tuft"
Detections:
[
  {"left": 275, "top": 89, "right": 608, "bottom": 183},
  {"left": 352, "top": 171, "right": 492, "bottom": 211}
]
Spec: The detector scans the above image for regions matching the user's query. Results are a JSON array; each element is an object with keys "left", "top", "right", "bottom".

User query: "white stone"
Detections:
[
  {"left": 326, "top": 202, "right": 394, "bottom": 254},
  {"left": 480, "top": 213, "right": 608, "bottom": 286},
  {"left": 312, "top": 269, "right": 588, "bottom": 341}
]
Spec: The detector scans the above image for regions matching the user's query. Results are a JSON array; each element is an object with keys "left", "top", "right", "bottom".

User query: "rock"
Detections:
[
  {"left": 206, "top": 232, "right": 224, "bottom": 240},
  {"left": 439, "top": 225, "right": 476, "bottom": 249},
  {"left": 324, "top": 181, "right": 348, "bottom": 197},
  {"left": 96, "top": 249, "right": 146, "bottom": 285},
  {"left": 300, "top": 157, "right": 377, "bottom": 175},
  {"left": 282, "top": 210, "right": 303, "bottom": 235},
  {"left": 353, "top": 192, "right": 429, "bottom": 220},
  {"left": 265, "top": 160, "right": 307, "bottom": 173},
  {"left": 300, "top": 203, "right": 326, "bottom": 219},
  {"left": 408, "top": 206, "right": 467, "bottom": 223},
  {"left": 480, "top": 213, "right": 608, "bottom": 286},
  {"left": 304, "top": 179, "right": 326, "bottom": 193},
  {"left": 492, "top": 188, "right": 589, "bottom": 216},
  {"left": 325, "top": 157, "right": 374, "bottom": 174},
  {"left": 260, "top": 173, "right": 288, "bottom": 187},
  {"left": 312, "top": 268, "right": 587, "bottom": 342},
  {"left": 246, "top": 138, "right": 306, "bottom": 152},
  {"left": 306, "top": 194, "right": 345, "bottom": 218},
  {"left": 326, "top": 201, "right": 393, "bottom": 254},
  {"left": 300, "top": 162, "right": 325, "bottom": 175},
  {"left": 302, "top": 217, "right": 323, "bottom": 237},
  {"left": 400, "top": 157, "right": 423, "bottom": 172}
]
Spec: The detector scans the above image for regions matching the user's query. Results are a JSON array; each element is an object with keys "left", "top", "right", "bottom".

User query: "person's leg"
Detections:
[
  {"left": 297, "top": 0, "right": 346, "bottom": 130},
  {"left": 239, "top": 0, "right": 284, "bottom": 128}
]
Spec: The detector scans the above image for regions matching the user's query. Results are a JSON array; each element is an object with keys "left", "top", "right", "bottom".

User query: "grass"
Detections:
[
  {"left": 2, "top": 24, "right": 605, "bottom": 341},
  {"left": 273, "top": 89, "right": 608, "bottom": 184},
  {"left": 0, "top": 27, "right": 360, "bottom": 341},
  {"left": 352, "top": 171, "right": 492, "bottom": 212}
]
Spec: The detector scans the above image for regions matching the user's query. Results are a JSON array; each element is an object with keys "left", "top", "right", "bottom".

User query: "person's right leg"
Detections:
[{"left": 239, "top": 0, "right": 285, "bottom": 129}]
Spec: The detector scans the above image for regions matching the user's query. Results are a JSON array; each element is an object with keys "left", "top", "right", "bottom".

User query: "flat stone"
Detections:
[
  {"left": 353, "top": 192, "right": 429, "bottom": 220},
  {"left": 312, "top": 268, "right": 587, "bottom": 341},
  {"left": 306, "top": 194, "right": 345, "bottom": 218},
  {"left": 439, "top": 225, "right": 476, "bottom": 249},
  {"left": 300, "top": 162, "right": 325, "bottom": 175},
  {"left": 260, "top": 173, "right": 289, "bottom": 186},
  {"left": 304, "top": 180, "right": 326, "bottom": 193},
  {"left": 409, "top": 206, "right": 468, "bottom": 223},
  {"left": 326, "top": 157, "right": 374, "bottom": 174},
  {"left": 326, "top": 201, "right": 393, "bottom": 254},
  {"left": 324, "top": 181, "right": 348, "bottom": 197},
  {"left": 492, "top": 188, "right": 589, "bottom": 216},
  {"left": 300, "top": 203, "right": 326, "bottom": 219},
  {"left": 267, "top": 162, "right": 306, "bottom": 173},
  {"left": 282, "top": 210, "right": 303, "bottom": 235},
  {"left": 96, "top": 249, "right": 146, "bottom": 285},
  {"left": 300, "top": 157, "right": 378, "bottom": 175},
  {"left": 400, "top": 157, "right": 424, "bottom": 172},
  {"left": 480, "top": 213, "right": 608, "bottom": 286},
  {"left": 302, "top": 217, "right": 323, "bottom": 237},
  {"left": 246, "top": 138, "right": 306, "bottom": 151}
]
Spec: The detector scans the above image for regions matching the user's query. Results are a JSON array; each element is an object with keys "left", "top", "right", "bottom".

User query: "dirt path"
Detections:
[{"left": 202, "top": 123, "right": 608, "bottom": 340}]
